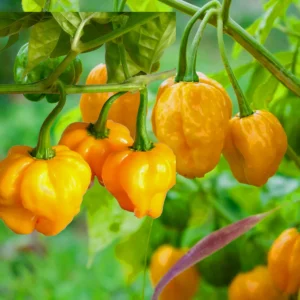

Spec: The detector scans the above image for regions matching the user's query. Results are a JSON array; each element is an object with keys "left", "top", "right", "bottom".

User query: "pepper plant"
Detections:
[{"left": 0, "top": 0, "right": 300, "bottom": 299}]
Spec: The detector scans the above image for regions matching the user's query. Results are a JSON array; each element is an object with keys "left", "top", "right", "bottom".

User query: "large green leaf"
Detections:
[
  {"left": 0, "top": 13, "right": 42, "bottom": 37},
  {"left": 50, "top": 0, "right": 79, "bottom": 11},
  {"left": 22, "top": 0, "right": 45, "bottom": 12},
  {"left": 123, "top": 13, "right": 176, "bottom": 74},
  {"left": 52, "top": 12, "right": 82, "bottom": 37},
  {"left": 84, "top": 181, "right": 143, "bottom": 267},
  {"left": 105, "top": 41, "right": 142, "bottom": 83},
  {"left": 126, "top": 0, "right": 172, "bottom": 12},
  {"left": 26, "top": 18, "right": 62, "bottom": 73}
]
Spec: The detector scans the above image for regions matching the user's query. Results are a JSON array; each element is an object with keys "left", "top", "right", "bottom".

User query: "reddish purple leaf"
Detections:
[{"left": 152, "top": 210, "right": 274, "bottom": 300}]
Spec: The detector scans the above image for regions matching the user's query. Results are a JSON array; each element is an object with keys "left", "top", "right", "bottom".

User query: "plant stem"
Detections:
[
  {"left": 113, "top": 0, "right": 119, "bottom": 11},
  {"left": 217, "top": 14, "right": 252, "bottom": 117},
  {"left": 184, "top": 9, "right": 217, "bottom": 82},
  {"left": 89, "top": 92, "right": 126, "bottom": 138},
  {"left": 41, "top": 50, "right": 78, "bottom": 89},
  {"left": 79, "top": 13, "right": 160, "bottom": 53},
  {"left": 291, "top": 39, "right": 300, "bottom": 75},
  {"left": 132, "top": 88, "right": 153, "bottom": 151},
  {"left": 0, "top": 69, "right": 176, "bottom": 95},
  {"left": 119, "top": 0, "right": 127, "bottom": 11},
  {"left": 286, "top": 145, "right": 300, "bottom": 170},
  {"left": 159, "top": 0, "right": 300, "bottom": 96},
  {"left": 119, "top": 43, "right": 130, "bottom": 80},
  {"left": 31, "top": 82, "right": 66, "bottom": 160},
  {"left": 175, "top": 0, "right": 219, "bottom": 82},
  {"left": 221, "top": 0, "right": 231, "bottom": 24}
]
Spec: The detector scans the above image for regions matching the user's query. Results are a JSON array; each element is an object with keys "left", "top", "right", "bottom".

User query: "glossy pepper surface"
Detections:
[
  {"left": 79, "top": 64, "right": 139, "bottom": 137},
  {"left": 223, "top": 110, "right": 287, "bottom": 187},
  {"left": 152, "top": 72, "right": 232, "bottom": 178},
  {"left": 14, "top": 43, "right": 82, "bottom": 103},
  {"left": 150, "top": 245, "right": 200, "bottom": 300},
  {"left": 268, "top": 228, "right": 300, "bottom": 295},
  {"left": 269, "top": 96, "right": 300, "bottom": 156},
  {"left": 59, "top": 120, "right": 133, "bottom": 184},
  {"left": 102, "top": 143, "right": 176, "bottom": 218},
  {"left": 228, "top": 266, "right": 287, "bottom": 300},
  {"left": 0, "top": 145, "right": 91, "bottom": 236}
]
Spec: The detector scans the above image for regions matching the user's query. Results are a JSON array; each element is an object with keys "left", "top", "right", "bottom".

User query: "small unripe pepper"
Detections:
[
  {"left": 0, "top": 145, "right": 91, "bottom": 236},
  {"left": 223, "top": 110, "right": 287, "bottom": 187},
  {"left": 14, "top": 43, "right": 82, "bottom": 103},
  {"left": 102, "top": 143, "right": 176, "bottom": 218},
  {"left": 152, "top": 73, "right": 232, "bottom": 178},
  {"left": 268, "top": 228, "right": 300, "bottom": 295},
  {"left": 150, "top": 245, "right": 200, "bottom": 300},
  {"left": 228, "top": 266, "right": 287, "bottom": 300},
  {"left": 59, "top": 120, "right": 133, "bottom": 184},
  {"left": 79, "top": 63, "right": 139, "bottom": 137}
]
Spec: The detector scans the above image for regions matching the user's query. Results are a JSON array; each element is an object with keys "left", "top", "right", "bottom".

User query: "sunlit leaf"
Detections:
[
  {"left": 126, "top": 0, "right": 172, "bottom": 12},
  {"left": 22, "top": 0, "right": 44, "bottom": 12}
]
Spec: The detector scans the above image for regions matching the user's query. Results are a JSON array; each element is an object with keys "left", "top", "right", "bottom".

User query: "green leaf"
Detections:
[
  {"left": 52, "top": 107, "right": 81, "bottom": 143},
  {"left": 50, "top": 0, "right": 79, "bottom": 11},
  {"left": 0, "top": 33, "right": 19, "bottom": 53},
  {"left": 52, "top": 12, "right": 82, "bottom": 37},
  {"left": 126, "top": 0, "right": 172, "bottom": 12},
  {"left": 210, "top": 61, "right": 256, "bottom": 87},
  {"left": 22, "top": 0, "right": 45, "bottom": 11},
  {"left": 49, "top": 27, "right": 71, "bottom": 57},
  {"left": 26, "top": 18, "right": 62, "bottom": 73},
  {"left": 0, "top": 13, "right": 43, "bottom": 37},
  {"left": 84, "top": 181, "right": 143, "bottom": 267},
  {"left": 105, "top": 41, "right": 142, "bottom": 83},
  {"left": 123, "top": 13, "right": 176, "bottom": 74}
]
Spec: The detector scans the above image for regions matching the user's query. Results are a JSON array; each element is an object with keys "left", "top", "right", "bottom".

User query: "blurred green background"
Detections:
[{"left": 0, "top": 1, "right": 299, "bottom": 300}]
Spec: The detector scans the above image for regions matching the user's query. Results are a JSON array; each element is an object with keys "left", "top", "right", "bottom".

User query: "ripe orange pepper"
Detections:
[
  {"left": 102, "top": 143, "right": 176, "bottom": 218},
  {"left": 0, "top": 145, "right": 91, "bottom": 236},
  {"left": 223, "top": 110, "right": 287, "bottom": 186},
  {"left": 150, "top": 245, "right": 200, "bottom": 300},
  {"left": 59, "top": 120, "right": 133, "bottom": 184},
  {"left": 228, "top": 266, "right": 287, "bottom": 300},
  {"left": 268, "top": 228, "right": 300, "bottom": 295},
  {"left": 79, "top": 64, "right": 140, "bottom": 137},
  {"left": 152, "top": 73, "right": 232, "bottom": 178}
]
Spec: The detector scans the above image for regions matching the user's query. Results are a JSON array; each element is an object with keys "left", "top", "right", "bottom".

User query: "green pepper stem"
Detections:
[
  {"left": 119, "top": 0, "right": 127, "bottom": 11},
  {"left": 221, "top": 0, "right": 231, "bottom": 24},
  {"left": 291, "top": 39, "right": 300, "bottom": 75},
  {"left": 31, "top": 81, "right": 66, "bottom": 159},
  {"left": 184, "top": 9, "right": 217, "bottom": 82},
  {"left": 217, "top": 14, "right": 253, "bottom": 118},
  {"left": 175, "top": 0, "right": 219, "bottom": 82},
  {"left": 132, "top": 88, "right": 153, "bottom": 151},
  {"left": 90, "top": 91, "right": 126, "bottom": 138},
  {"left": 159, "top": 0, "right": 300, "bottom": 97}
]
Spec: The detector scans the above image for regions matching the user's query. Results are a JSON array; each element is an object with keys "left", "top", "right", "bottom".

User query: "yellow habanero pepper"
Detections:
[
  {"left": 0, "top": 82, "right": 91, "bottom": 236},
  {"left": 228, "top": 266, "right": 287, "bottom": 300},
  {"left": 223, "top": 110, "right": 287, "bottom": 187},
  {"left": 0, "top": 145, "right": 91, "bottom": 236},
  {"left": 150, "top": 245, "right": 200, "bottom": 300},
  {"left": 59, "top": 120, "right": 133, "bottom": 184},
  {"left": 268, "top": 228, "right": 300, "bottom": 295},
  {"left": 102, "top": 143, "right": 176, "bottom": 218},
  {"left": 79, "top": 63, "right": 139, "bottom": 137},
  {"left": 152, "top": 73, "right": 232, "bottom": 178}
]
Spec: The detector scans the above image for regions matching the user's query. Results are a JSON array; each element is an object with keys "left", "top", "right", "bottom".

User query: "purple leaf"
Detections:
[{"left": 152, "top": 210, "right": 274, "bottom": 300}]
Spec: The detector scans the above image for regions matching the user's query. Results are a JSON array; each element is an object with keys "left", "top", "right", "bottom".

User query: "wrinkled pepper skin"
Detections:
[
  {"left": 59, "top": 120, "right": 133, "bottom": 184},
  {"left": 228, "top": 266, "right": 287, "bottom": 300},
  {"left": 0, "top": 145, "right": 91, "bottom": 236},
  {"left": 79, "top": 64, "right": 139, "bottom": 137},
  {"left": 269, "top": 96, "right": 300, "bottom": 156},
  {"left": 150, "top": 245, "right": 200, "bottom": 300},
  {"left": 14, "top": 43, "right": 82, "bottom": 103},
  {"left": 152, "top": 73, "right": 232, "bottom": 178},
  {"left": 223, "top": 110, "right": 287, "bottom": 187},
  {"left": 268, "top": 228, "right": 300, "bottom": 295},
  {"left": 102, "top": 143, "right": 176, "bottom": 218}
]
